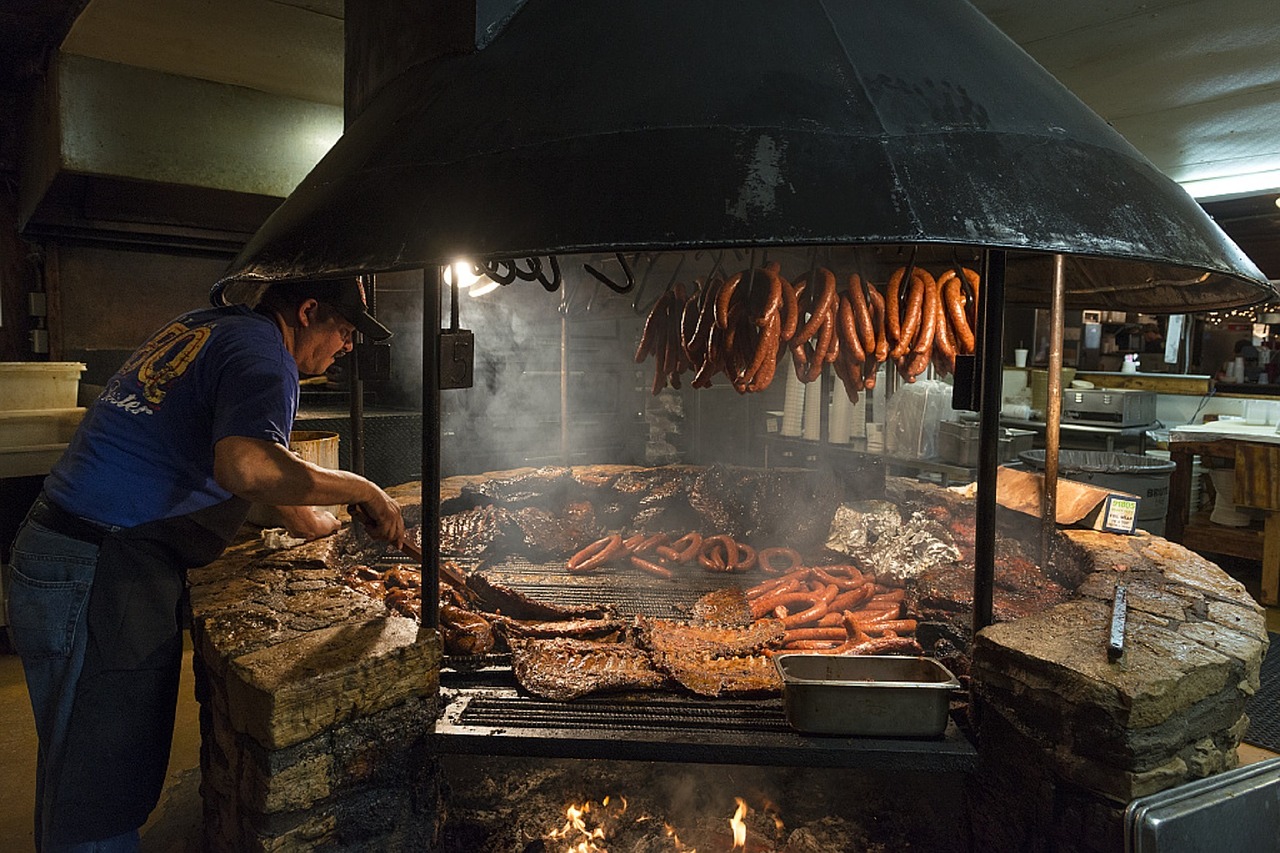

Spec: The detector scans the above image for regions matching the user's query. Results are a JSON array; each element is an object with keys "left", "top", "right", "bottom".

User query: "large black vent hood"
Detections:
[{"left": 220, "top": 0, "right": 1275, "bottom": 312}]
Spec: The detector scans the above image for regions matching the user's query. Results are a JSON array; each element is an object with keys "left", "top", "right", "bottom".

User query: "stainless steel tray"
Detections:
[
  {"left": 1124, "top": 757, "right": 1280, "bottom": 852},
  {"left": 775, "top": 655, "right": 960, "bottom": 737}
]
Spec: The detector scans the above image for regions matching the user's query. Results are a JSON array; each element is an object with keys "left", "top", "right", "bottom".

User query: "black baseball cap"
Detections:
[{"left": 310, "top": 278, "right": 393, "bottom": 342}]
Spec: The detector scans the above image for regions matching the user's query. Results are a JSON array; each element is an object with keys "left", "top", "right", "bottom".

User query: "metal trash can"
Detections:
[{"left": 1019, "top": 450, "right": 1176, "bottom": 536}]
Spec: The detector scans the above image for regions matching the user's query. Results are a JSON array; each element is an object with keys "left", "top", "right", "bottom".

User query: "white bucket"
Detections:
[
  {"left": 1207, "top": 468, "right": 1257, "bottom": 528},
  {"left": 246, "top": 431, "right": 342, "bottom": 526}
]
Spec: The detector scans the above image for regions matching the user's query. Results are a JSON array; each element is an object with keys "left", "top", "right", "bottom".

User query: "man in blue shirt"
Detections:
[{"left": 7, "top": 278, "right": 407, "bottom": 852}]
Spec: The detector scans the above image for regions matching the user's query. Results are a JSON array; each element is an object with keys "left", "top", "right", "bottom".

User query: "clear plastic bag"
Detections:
[{"left": 884, "top": 379, "right": 954, "bottom": 460}]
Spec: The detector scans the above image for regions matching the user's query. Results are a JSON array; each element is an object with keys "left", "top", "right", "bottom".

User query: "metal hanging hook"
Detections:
[{"left": 582, "top": 252, "right": 635, "bottom": 294}]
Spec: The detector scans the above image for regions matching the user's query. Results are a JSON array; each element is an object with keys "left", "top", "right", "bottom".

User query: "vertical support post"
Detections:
[
  {"left": 422, "top": 266, "right": 442, "bottom": 632},
  {"left": 1041, "top": 255, "right": 1067, "bottom": 570},
  {"left": 349, "top": 274, "right": 369, "bottom": 476},
  {"left": 973, "top": 249, "right": 1006, "bottom": 634},
  {"left": 560, "top": 297, "right": 570, "bottom": 465}
]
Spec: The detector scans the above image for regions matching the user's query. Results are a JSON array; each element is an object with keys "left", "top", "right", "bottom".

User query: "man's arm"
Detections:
[{"left": 213, "top": 435, "right": 405, "bottom": 544}]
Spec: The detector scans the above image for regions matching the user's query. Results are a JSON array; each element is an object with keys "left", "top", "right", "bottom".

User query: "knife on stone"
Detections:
[{"left": 1107, "top": 583, "right": 1128, "bottom": 661}]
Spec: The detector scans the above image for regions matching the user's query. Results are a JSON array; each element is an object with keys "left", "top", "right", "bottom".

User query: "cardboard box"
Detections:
[
  {"left": 996, "top": 465, "right": 1139, "bottom": 534},
  {"left": 956, "top": 466, "right": 1140, "bottom": 534}
]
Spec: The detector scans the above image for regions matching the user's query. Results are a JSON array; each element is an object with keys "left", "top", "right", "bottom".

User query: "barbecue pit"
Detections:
[{"left": 197, "top": 1, "right": 1275, "bottom": 850}]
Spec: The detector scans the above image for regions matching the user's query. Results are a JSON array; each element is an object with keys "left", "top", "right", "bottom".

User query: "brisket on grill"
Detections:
[
  {"left": 654, "top": 652, "right": 782, "bottom": 698},
  {"left": 507, "top": 505, "right": 599, "bottom": 558},
  {"left": 466, "top": 572, "right": 608, "bottom": 621},
  {"left": 908, "top": 540, "right": 1073, "bottom": 649},
  {"left": 440, "top": 505, "right": 516, "bottom": 557},
  {"left": 493, "top": 616, "right": 626, "bottom": 641},
  {"left": 510, "top": 638, "right": 669, "bottom": 700},
  {"left": 460, "top": 465, "right": 575, "bottom": 507},
  {"left": 689, "top": 587, "right": 754, "bottom": 626},
  {"left": 636, "top": 616, "right": 786, "bottom": 659},
  {"left": 611, "top": 465, "right": 701, "bottom": 503},
  {"left": 688, "top": 465, "right": 845, "bottom": 549}
]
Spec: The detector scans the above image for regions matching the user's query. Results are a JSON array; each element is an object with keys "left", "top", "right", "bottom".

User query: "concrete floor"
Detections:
[
  {"left": 1, "top": 565, "right": 1277, "bottom": 853},
  {"left": 0, "top": 634, "right": 203, "bottom": 853}
]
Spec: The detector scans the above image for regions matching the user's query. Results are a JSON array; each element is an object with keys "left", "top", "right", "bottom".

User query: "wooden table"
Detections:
[{"left": 1164, "top": 422, "right": 1280, "bottom": 606}]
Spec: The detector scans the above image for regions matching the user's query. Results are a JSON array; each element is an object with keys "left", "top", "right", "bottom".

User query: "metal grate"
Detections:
[
  {"left": 432, "top": 687, "right": 977, "bottom": 772},
  {"left": 457, "top": 693, "right": 791, "bottom": 735},
  {"left": 416, "top": 554, "right": 976, "bottom": 772}
]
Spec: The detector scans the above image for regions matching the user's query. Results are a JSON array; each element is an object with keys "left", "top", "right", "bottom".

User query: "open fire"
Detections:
[{"left": 542, "top": 793, "right": 767, "bottom": 852}]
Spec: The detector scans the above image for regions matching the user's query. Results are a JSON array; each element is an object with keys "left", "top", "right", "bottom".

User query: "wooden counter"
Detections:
[
  {"left": 1072, "top": 371, "right": 1211, "bottom": 396},
  {"left": 1164, "top": 421, "right": 1280, "bottom": 605}
]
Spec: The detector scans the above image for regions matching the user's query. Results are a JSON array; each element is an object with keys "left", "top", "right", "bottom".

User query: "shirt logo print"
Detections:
[{"left": 119, "top": 320, "right": 213, "bottom": 406}]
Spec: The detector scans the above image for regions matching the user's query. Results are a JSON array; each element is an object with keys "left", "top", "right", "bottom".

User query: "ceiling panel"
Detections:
[
  {"left": 62, "top": 0, "right": 344, "bottom": 105},
  {"left": 31, "top": 0, "right": 1280, "bottom": 277}
]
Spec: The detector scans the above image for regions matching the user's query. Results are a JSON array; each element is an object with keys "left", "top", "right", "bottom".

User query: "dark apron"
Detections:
[{"left": 48, "top": 497, "right": 249, "bottom": 844}]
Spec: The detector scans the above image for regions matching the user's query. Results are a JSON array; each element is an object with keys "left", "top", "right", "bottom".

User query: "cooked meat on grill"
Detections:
[
  {"left": 568, "top": 464, "right": 632, "bottom": 492},
  {"left": 460, "top": 465, "right": 575, "bottom": 507},
  {"left": 441, "top": 604, "right": 495, "bottom": 656},
  {"left": 466, "top": 572, "right": 608, "bottom": 621},
  {"left": 686, "top": 466, "right": 743, "bottom": 536},
  {"left": 909, "top": 540, "right": 1073, "bottom": 650},
  {"left": 440, "top": 505, "right": 516, "bottom": 557},
  {"left": 636, "top": 616, "right": 786, "bottom": 658},
  {"left": 510, "top": 638, "right": 669, "bottom": 700},
  {"left": 688, "top": 465, "right": 844, "bottom": 549},
  {"left": 507, "top": 505, "right": 599, "bottom": 558},
  {"left": 492, "top": 616, "right": 626, "bottom": 641},
  {"left": 612, "top": 465, "right": 701, "bottom": 504},
  {"left": 740, "top": 467, "right": 846, "bottom": 549},
  {"left": 654, "top": 652, "right": 781, "bottom": 698},
  {"left": 689, "top": 587, "right": 754, "bottom": 626}
]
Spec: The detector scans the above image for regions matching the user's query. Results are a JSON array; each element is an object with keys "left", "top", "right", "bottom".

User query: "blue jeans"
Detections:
[{"left": 7, "top": 518, "right": 140, "bottom": 853}]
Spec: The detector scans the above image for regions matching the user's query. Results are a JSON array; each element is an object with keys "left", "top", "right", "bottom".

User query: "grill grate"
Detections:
[
  {"left": 433, "top": 687, "right": 977, "bottom": 772},
  {"left": 409, "top": 552, "right": 976, "bottom": 772},
  {"left": 458, "top": 693, "right": 791, "bottom": 735}
]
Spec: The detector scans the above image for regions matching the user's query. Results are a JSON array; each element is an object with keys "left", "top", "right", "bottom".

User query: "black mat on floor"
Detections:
[{"left": 1244, "top": 633, "right": 1280, "bottom": 753}]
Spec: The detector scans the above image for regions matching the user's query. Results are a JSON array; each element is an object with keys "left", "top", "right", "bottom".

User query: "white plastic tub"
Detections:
[
  {"left": 0, "top": 362, "right": 86, "bottom": 410},
  {"left": 0, "top": 408, "right": 86, "bottom": 449}
]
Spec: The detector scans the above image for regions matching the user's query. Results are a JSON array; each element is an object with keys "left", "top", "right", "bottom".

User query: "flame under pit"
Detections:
[{"left": 435, "top": 754, "right": 969, "bottom": 852}]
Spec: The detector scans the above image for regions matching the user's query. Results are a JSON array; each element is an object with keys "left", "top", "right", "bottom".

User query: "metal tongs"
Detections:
[{"left": 347, "top": 504, "right": 466, "bottom": 589}]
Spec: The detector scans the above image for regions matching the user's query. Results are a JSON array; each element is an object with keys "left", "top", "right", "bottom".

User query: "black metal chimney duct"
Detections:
[{"left": 221, "top": 0, "right": 1274, "bottom": 311}]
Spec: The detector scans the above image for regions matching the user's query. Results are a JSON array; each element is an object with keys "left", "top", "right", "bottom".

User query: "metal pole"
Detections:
[
  {"left": 422, "top": 266, "right": 442, "bottom": 633},
  {"left": 349, "top": 275, "right": 370, "bottom": 476},
  {"left": 560, "top": 297, "right": 570, "bottom": 465},
  {"left": 973, "top": 249, "right": 1006, "bottom": 634},
  {"left": 1042, "top": 255, "right": 1067, "bottom": 570}
]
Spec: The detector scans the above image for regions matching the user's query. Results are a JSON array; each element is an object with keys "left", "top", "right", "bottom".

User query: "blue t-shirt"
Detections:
[{"left": 46, "top": 305, "right": 299, "bottom": 528}]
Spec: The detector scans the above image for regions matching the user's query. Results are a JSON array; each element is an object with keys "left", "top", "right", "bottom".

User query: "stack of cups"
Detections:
[
  {"left": 802, "top": 378, "right": 823, "bottom": 441},
  {"left": 780, "top": 367, "right": 805, "bottom": 437}
]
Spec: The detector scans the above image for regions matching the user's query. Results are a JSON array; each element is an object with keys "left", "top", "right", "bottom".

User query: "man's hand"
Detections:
[
  {"left": 274, "top": 505, "right": 342, "bottom": 541},
  {"left": 348, "top": 489, "right": 406, "bottom": 547}
]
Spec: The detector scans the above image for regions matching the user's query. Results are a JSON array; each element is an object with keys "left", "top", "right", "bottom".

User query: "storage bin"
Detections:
[
  {"left": 0, "top": 362, "right": 86, "bottom": 410},
  {"left": 938, "top": 421, "right": 1035, "bottom": 467},
  {"left": 0, "top": 408, "right": 86, "bottom": 449}
]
